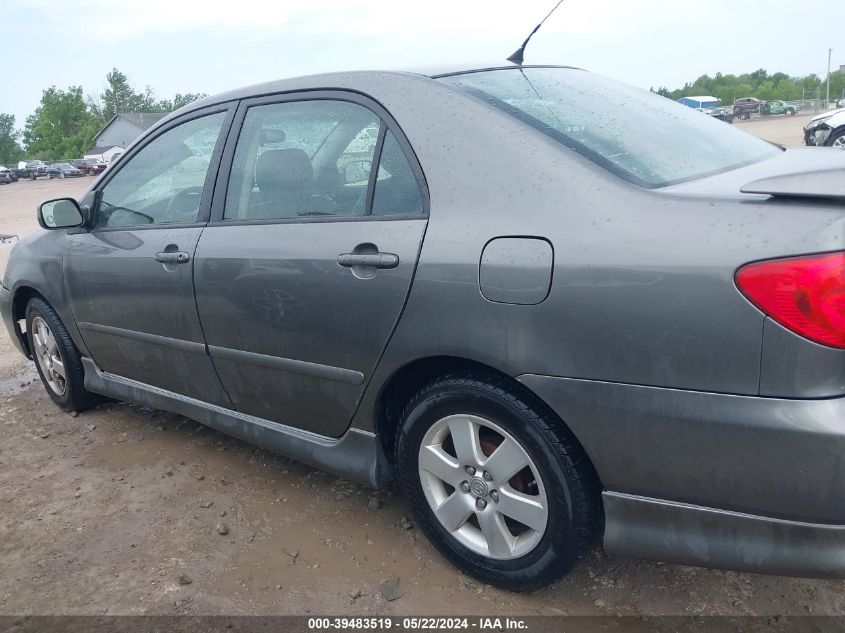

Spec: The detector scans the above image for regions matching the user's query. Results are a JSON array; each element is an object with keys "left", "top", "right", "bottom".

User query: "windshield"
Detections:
[
  {"left": 438, "top": 68, "right": 780, "bottom": 188},
  {"left": 700, "top": 101, "right": 720, "bottom": 109},
  {"left": 56, "top": 163, "right": 73, "bottom": 169}
]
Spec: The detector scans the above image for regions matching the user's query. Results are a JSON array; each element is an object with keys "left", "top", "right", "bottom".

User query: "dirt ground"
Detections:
[
  {"left": 733, "top": 112, "right": 812, "bottom": 146},
  {"left": 2, "top": 152, "right": 844, "bottom": 617}
]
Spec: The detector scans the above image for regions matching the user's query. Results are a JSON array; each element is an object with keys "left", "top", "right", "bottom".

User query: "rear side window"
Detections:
[
  {"left": 224, "top": 100, "right": 381, "bottom": 220},
  {"left": 372, "top": 131, "right": 424, "bottom": 216}
]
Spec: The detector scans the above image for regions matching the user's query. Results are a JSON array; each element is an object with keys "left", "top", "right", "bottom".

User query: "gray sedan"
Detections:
[{"left": 2, "top": 65, "right": 844, "bottom": 590}]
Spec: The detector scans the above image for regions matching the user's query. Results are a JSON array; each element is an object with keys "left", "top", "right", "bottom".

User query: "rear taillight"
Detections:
[{"left": 736, "top": 251, "right": 845, "bottom": 349}]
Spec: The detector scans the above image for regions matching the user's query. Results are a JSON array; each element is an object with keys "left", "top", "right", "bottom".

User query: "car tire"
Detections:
[
  {"left": 395, "top": 371, "right": 600, "bottom": 591},
  {"left": 825, "top": 127, "right": 845, "bottom": 149},
  {"left": 59, "top": 172, "right": 65, "bottom": 179},
  {"left": 26, "top": 297, "right": 99, "bottom": 413}
]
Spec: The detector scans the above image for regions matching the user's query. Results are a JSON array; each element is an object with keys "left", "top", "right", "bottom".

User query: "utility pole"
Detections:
[{"left": 826, "top": 48, "right": 833, "bottom": 108}]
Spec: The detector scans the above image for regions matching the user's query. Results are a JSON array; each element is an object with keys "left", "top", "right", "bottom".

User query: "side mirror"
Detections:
[{"left": 38, "top": 198, "right": 84, "bottom": 229}]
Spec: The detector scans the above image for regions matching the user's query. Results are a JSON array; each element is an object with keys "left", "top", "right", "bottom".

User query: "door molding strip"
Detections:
[
  {"left": 208, "top": 345, "right": 365, "bottom": 385},
  {"left": 77, "top": 322, "right": 207, "bottom": 355}
]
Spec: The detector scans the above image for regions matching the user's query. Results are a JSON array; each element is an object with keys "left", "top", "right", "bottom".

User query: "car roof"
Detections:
[
  {"left": 180, "top": 64, "right": 582, "bottom": 114},
  {"left": 404, "top": 63, "right": 581, "bottom": 78}
]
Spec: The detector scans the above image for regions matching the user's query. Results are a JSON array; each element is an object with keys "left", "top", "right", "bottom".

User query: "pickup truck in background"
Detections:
[
  {"left": 766, "top": 100, "right": 800, "bottom": 115},
  {"left": 17, "top": 160, "right": 48, "bottom": 180},
  {"left": 733, "top": 97, "right": 768, "bottom": 119},
  {"left": 71, "top": 158, "right": 107, "bottom": 176}
]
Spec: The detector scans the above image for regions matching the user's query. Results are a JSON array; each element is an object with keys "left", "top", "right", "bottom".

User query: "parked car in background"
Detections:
[
  {"left": 676, "top": 96, "right": 733, "bottom": 122},
  {"left": 0, "top": 166, "right": 18, "bottom": 183},
  {"left": 18, "top": 160, "right": 48, "bottom": 179},
  {"left": 46, "top": 162, "right": 85, "bottom": 179},
  {"left": 766, "top": 100, "right": 799, "bottom": 115},
  {"left": 733, "top": 97, "right": 767, "bottom": 119},
  {"left": 0, "top": 167, "right": 12, "bottom": 184},
  {"left": 804, "top": 106, "right": 845, "bottom": 147},
  {"left": 4, "top": 65, "right": 845, "bottom": 591},
  {"left": 71, "top": 158, "right": 107, "bottom": 176}
]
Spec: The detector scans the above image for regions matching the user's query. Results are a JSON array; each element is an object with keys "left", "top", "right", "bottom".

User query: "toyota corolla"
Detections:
[{"left": 3, "top": 65, "right": 844, "bottom": 590}]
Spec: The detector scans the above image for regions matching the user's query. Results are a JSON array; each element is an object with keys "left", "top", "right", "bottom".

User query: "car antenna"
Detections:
[{"left": 507, "top": 0, "right": 567, "bottom": 65}]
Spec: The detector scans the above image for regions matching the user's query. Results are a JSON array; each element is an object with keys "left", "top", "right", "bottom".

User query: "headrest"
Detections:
[{"left": 255, "top": 149, "right": 313, "bottom": 193}]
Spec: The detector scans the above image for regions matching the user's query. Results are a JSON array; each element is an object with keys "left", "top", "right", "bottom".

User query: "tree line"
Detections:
[
  {"left": 0, "top": 68, "right": 206, "bottom": 164},
  {"left": 652, "top": 68, "right": 845, "bottom": 106}
]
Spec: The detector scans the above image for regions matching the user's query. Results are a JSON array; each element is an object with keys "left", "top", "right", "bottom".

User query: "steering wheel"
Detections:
[{"left": 165, "top": 186, "right": 204, "bottom": 222}]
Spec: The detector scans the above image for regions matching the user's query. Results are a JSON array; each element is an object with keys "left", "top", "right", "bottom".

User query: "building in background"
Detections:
[{"left": 93, "top": 112, "right": 168, "bottom": 149}]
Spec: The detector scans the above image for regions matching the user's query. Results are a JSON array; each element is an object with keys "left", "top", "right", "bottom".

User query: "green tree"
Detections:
[
  {"left": 89, "top": 68, "right": 159, "bottom": 122},
  {"left": 756, "top": 80, "right": 777, "bottom": 101},
  {"left": 773, "top": 78, "right": 799, "bottom": 100},
  {"left": 749, "top": 68, "right": 769, "bottom": 84},
  {"left": 0, "top": 114, "right": 23, "bottom": 164},
  {"left": 661, "top": 69, "right": 839, "bottom": 105},
  {"left": 23, "top": 86, "right": 101, "bottom": 159},
  {"left": 828, "top": 72, "right": 845, "bottom": 102},
  {"left": 157, "top": 93, "right": 208, "bottom": 112}
]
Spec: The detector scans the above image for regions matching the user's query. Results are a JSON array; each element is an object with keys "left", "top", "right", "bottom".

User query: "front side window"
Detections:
[
  {"left": 438, "top": 68, "right": 780, "bottom": 188},
  {"left": 95, "top": 112, "right": 225, "bottom": 228},
  {"left": 224, "top": 100, "right": 381, "bottom": 220}
]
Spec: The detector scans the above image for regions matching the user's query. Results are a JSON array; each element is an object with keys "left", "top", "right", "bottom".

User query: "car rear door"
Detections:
[
  {"left": 65, "top": 104, "right": 235, "bottom": 406},
  {"left": 193, "top": 92, "right": 429, "bottom": 436}
]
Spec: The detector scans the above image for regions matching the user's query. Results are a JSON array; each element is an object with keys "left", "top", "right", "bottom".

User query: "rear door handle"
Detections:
[
  {"left": 154, "top": 251, "right": 190, "bottom": 264},
  {"left": 337, "top": 252, "right": 399, "bottom": 269}
]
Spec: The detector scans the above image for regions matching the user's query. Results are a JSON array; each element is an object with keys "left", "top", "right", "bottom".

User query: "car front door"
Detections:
[
  {"left": 193, "top": 93, "right": 429, "bottom": 436},
  {"left": 65, "top": 106, "right": 234, "bottom": 406}
]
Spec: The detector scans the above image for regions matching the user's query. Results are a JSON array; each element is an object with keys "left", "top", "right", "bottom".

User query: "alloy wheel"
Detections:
[
  {"left": 31, "top": 316, "right": 67, "bottom": 396},
  {"left": 418, "top": 414, "right": 548, "bottom": 560},
  {"left": 832, "top": 134, "right": 845, "bottom": 149}
]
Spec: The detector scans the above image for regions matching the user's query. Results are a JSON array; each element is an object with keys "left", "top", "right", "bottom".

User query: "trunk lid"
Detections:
[{"left": 659, "top": 147, "right": 845, "bottom": 200}]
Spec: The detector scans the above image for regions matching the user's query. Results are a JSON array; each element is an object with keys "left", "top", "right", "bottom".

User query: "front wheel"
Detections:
[
  {"left": 26, "top": 297, "right": 98, "bottom": 412},
  {"left": 825, "top": 127, "right": 845, "bottom": 149},
  {"left": 396, "top": 372, "right": 600, "bottom": 591}
]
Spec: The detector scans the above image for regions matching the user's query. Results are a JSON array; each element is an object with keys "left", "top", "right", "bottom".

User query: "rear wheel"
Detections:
[
  {"left": 26, "top": 297, "right": 98, "bottom": 412},
  {"left": 396, "top": 371, "right": 599, "bottom": 591}
]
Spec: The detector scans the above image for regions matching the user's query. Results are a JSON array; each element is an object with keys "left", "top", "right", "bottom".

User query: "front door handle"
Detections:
[
  {"left": 154, "top": 251, "right": 190, "bottom": 264},
  {"left": 337, "top": 252, "right": 399, "bottom": 269}
]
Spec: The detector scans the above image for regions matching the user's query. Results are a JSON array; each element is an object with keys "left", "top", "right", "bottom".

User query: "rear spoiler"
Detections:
[{"left": 741, "top": 168, "right": 845, "bottom": 201}]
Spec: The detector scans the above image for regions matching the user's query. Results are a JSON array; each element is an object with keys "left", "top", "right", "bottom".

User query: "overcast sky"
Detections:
[{"left": 2, "top": 0, "right": 842, "bottom": 126}]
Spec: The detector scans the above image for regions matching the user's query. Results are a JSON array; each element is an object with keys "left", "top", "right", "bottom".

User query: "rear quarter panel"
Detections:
[{"left": 347, "top": 76, "right": 845, "bottom": 432}]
